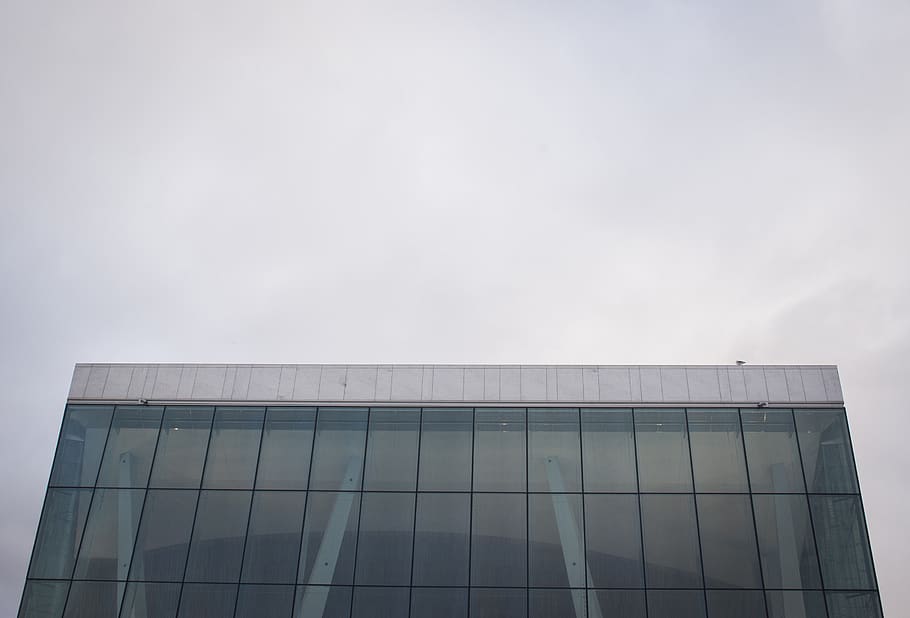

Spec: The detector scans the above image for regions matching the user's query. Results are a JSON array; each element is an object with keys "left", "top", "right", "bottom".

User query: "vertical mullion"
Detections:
[
  {"left": 348, "top": 408, "right": 370, "bottom": 617},
  {"left": 737, "top": 408, "right": 770, "bottom": 618},
  {"left": 525, "top": 407, "right": 530, "bottom": 613},
  {"left": 290, "top": 408, "right": 320, "bottom": 618},
  {"left": 231, "top": 408, "right": 267, "bottom": 618},
  {"left": 468, "top": 408, "right": 475, "bottom": 601},
  {"left": 577, "top": 408, "right": 588, "bottom": 618},
  {"left": 684, "top": 408, "right": 709, "bottom": 614},
  {"left": 406, "top": 408, "right": 422, "bottom": 617},
  {"left": 631, "top": 409, "right": 648, "bottom": 618}
]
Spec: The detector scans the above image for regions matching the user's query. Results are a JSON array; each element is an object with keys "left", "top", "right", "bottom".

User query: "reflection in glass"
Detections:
[
  {"left": 201, "top": 408, "right": 264, "bottom": 489},
  {"left": 410, "top": 588, "right": 468, "bottom": 618},
  {"left": 309, "top": 409, "right": 368, "bottom": 491},
  {"left": 529, "top": 589, "right": 586, "bottom": 618},
  {"left": 234, "top": 585, "right": 294, "bottom": 618},
  {"left": 742, "top": 409, "right": 805, "bottom": 493},
  {"left": 18, "top": 580, "right": 69, "bottom": 618},
  {"left": 184, "top": 491, "right": 251, "bottom": 583},
  {"left": 646, "top": 590, "right": 706, "bottom": 618},
  {"left": 471, "top": 493, "right": 527, "bottom": 586},
  {"left": 706, "top": 591, "right": 765, "bottom": 618},
  {"left": 351, "top": 587, "right": 410, "bottom": 618},
  {"left": 470, "top": 589, "right": 526, "bottom": 618},
  {"left": 585, "top": 494, "right": 643, "bottom": 588},
  {"left": 63, "top": 581, "right": 121, "bottom": 618},
  {"left": 418, "top": 409, "right": 472, "bottom": 491},
  {"left": 697, "top": 494, "right": 762, "bottom": 589},
  {"left": 581, "top": 409, "right": 637, "bottom": 492},
  {"left": 413, "top": 493, "right": 470, "bottom": 586},
  {"left": 299, "top": 492, "right": 361, "bottom": 585},
  {"left": 810, "top": 495, "right": 876, "bottom": 590},
  {"left": 28, "top": 489, "right": 92, "bottom": 579},
  {"left": 753, "top": 494, "right": 822, "bottom": 589},
  {"left": 176, "top": 583, "right": 236, "bottom": 618},
  {"left": 796, "top": 409, "right": 859, "bottom": 493},
  {"left": 119, "top": 582, "right": 180, "bottom": 618},
  {"left": 641, "top": 494, "right": 702, "bottom": 588},
  {"left": 72, "top": 489, "right": 145, "bottom": 581},
  {"left": 256, "top": 408, "right": 315, "bottom": 490},
  {"left": 363, "top": 409, "right": 419, "bottom": 491},
  {"left": 128, "top": 490, "right": 197, "bottom": 582},
  {"left": 355, "top": 493, "right": 415, "bottom": 585},
  {"left": 242, "top": 491, "right": 307, "bottom": 584},
  {"left": 528, "top": 408, "right": 581, "bottom": 492},
  {"left": 765, "top": 590, "right": 827, "bottom": 618},
  {"left": 688, "top": 409, "right": 748, "bottom": 492},
  {"left": 587, "top": 590, "right": 646, "bottom": 618},
  {"left": 826, "top": 592, "right": 883, "bottom": 618},
  {"left": 635, "top": 409, "right": 692, "bottom": 492},
  {"left": 473, "top": 408, "right": 526, "bottom": 492},
  {"left": 49, "top": 406, "right": 113, "bottom": 487},
  {"left": 529, "top": 493, "right": 584, "bottom": 587},
  {"left": 148, "top": 407, "right": 213, "bottom": 489},
  {"left": 294, "top": 586, "right": 352, "bottom": 618},
  {"left": 96, "top": 407, "right": 163, "bottom": 488}
]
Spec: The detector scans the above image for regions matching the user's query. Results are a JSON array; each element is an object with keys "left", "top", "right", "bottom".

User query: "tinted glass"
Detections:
[
  {"left": 826, "top": 591, "right": 883, "bottom": 618},
  {"left": 529, "top": 493, "right": 584, "bottom": 587},
  {"left": 473, "top": 408, "right": 526, "bottom": 492},
  {"left": 148, "top": 407, "right": 213, "bottom": 489},
  {"left": 588, "top": 590, "right": 646, "bottom": 618},
  {"left": 753, "top": 494, "right": 822, "bottom": 589},
  {"left": 410, "top": 588, "right": 468, "bottom": 618},
  {"left": 706, "top": 591, "right": 765, "bottom": 618},
  {"left": 351, "top": 587, "right": 409, "bottom": 618},
  {"left": 765, "top": 590, "right": 827, "bottom": 618},
  {"left": 585, "top": 494, "right": 643, "bottom": 588},
  {"left": 742, "top": 409, "right": 805, "bottom": 493},
  {"left": 128, "top": 490, "right": 197, "bottom": 582},
  {"left": 417, "top": 408, "right": 472, "bottom": 491},
  {"left": 49, "top": 406, "right": 113, "bottom": 487},
  {"left": 256, "top": 408, "right": 315, "bottom": 490},
  {"left": 635, "top": 409, "right": 692, "bottom": 492},
  {"left": 470, "top": 589, "right": 526, "bottom": 618},
  {"left": 697, "top": 494, "right": 762, "bottom": 589},
  {"left": 688, "top": 409, "right": 748, "bottom": 493},
  {"left": 363, "top": 408, "right": 419, "bottom": 491},
  {"left": 796, "top": 409, "right": 859, "bottom": 493},
  {"left": 810, "top": 495, "right": 876, "bottom": 590},
  {"left": 175, "top": 583, "right": 236, "bottom": 618},
  {"left": 355, "top": 492, "right": 415, "bottom": 585},
  {"left": 528, "top": 408, "right": 581, "bottom": 492},
  {"left": 184, "top": 490, "right": 251, "bottom": 583},
  {"left": 18, "top": 580, "right": 69, "bottom": 618},
  {"left": 235, "top": 585, "right": 294, "bottom": 618},
  {"left": 299, "top": 492, "right": 361, "bottom": 585},
  {"left": 529, "top": 589, "right": 586, "bottom": 618},
  {"left": 201, "top": 408, "right": 264, "bottom": 489},
  {"left": 63, "top": 581, "right": 121, "bottom": 618},
  {"left": 294, "top": 586, "right": 352, "bottom": 618},
  {"left": 242, "top": 491, "right": 307, "bottom": 584},
  {"left": 119, "top": 582, "right": 180, "bottom": 618},
  {"left": 581, "top": 408, "right": 637, "bottom": 492},
  {"left": 641, "top": 494, "right": 702, "bottom": 588},
  {"left": 72, "top": 488, "right": 145, "bottom": 581},
  {"left": 309, "top": 409, "right": 368, "bottom": 491},
  {"left": 29, "top": 489, "right": 93, "bottom": 579},
  {"left": 471, "top": 493, "right": 527, "bottom": 586},
  {"left": 96, "top": 407, "right": 163, "bottom": 488},
  {"left": 647, "top": 590, "right": 706, "bottom": 618},
  {"left": 412, "top": 493, "right": 470, "bottom": 586}
]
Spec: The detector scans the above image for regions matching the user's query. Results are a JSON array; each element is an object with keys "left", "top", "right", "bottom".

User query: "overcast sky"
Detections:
[{"left": 1, "top": 1, "right": 908, "bottom": 615}]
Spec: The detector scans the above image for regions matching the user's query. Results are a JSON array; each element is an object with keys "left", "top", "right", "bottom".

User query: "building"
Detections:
[{"left": 19, "top": 363, "right": 881, "bottom": 618}]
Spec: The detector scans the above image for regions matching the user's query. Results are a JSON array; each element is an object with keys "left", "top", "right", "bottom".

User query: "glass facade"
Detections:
[{"left": 21, "top": 405, "right": 880, "bottom": 618}]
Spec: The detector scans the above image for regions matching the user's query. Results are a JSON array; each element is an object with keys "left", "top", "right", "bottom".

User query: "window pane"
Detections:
[
  {"left": 529, "top": 589, "right": 586, "bottom": 618},
  {"left": 635, "top": 409, "right": 692, "bottom": 492},
  {"left": 528, "top": 408, "right": 581, "bottom": 492},
  {"left": 18, "top": 580, "right": 69, "bottom": 618},
  {"left": 765, "top": 591, "right": 827, "bottom": 618},
  {"left": 581, "top": 409, "right": 637, "bottom": 492},
  {"left": 588, "top": 590, "right": 646, "bottom": 618},
  {"left": 410, "top": 588, "right": 467, "bottom": 618},
  {"left": 256, "top": 408, "right": 316, "bottom": 490},
  {"left": 706, "top": 591, "right": 765, "bottom": 618},
  {"left": 294, "top": 586, "right": 352, "bottom": 618},
  {"left": 585, "top": 494, "right": 643, "bottom": 588},
  {"left": 753, "top": 494, "right": 822, "bottom": 589},
  {"left": 641, "top": 494, "right": 702, "bottom": 588},
  {"left": 473, "top": 408, "right": 526, "bottom": 492},
  {"left": 826, "top": 592, "right": 883, "bottom": 618},
  {"left": 417, "top": 408, "right": 472, "bottom": 491},
  {"left": 96, "top": 407, "right": 163, "bottom": 488},
  {"left": 363, "top": 408, "right": 419, "bottom": 490},
  {"left": 529, "top": 493, "right": 584, "bottom": 587},
  {"left": 810, "top": 495, "right": 876, "bottom": 590},
  {"left": 697, "top": 494, "right": 762, "bottom": 589},
  {"left": 119, "top": 582, "right": 180, "bottom": 618},
  {"left": 470, "top": 589, "right": 526, "bottom": 618},
  {"left": 471, "top": 493, "right": 527, "bottom": 586},
  {"left": 184, "top": 490, "right": 251, "bottom": 583},
  {"left": 49, "top": 405, "right": 113, "bottom": 487},
  {"left": 176, "top": 584, "right": 236, "bottom": 618},
  {"left": 28, "top": 489, "right": 93, "bottom": 579},
  {"left": 688, "top": 409, "right": 748, "bottom": 493},
  {"left": 354, "top": 492, "right": 415, "bottom": 585},
  {"left": 235, "top": 585, "right": 294, "bottom": 618},
  {"left": 202, "top": 408, "right": 264, "bottom": 489},
  {"left": 796, "top": 409, "right": 859, "bottom": 493},
  {"left": 299, "top": 492, "right": 361, "bottom": 585},
  {"left": 128, "top": 489, "right": 197, "bottom": 581},
  {"left": 647, "top": 590, "right": 706, "bottom": 618},
  {"left": 63, "top": 581, "right": 121, "bottom": 618},
  {"left": 149, "top": 407, "right": 213, "bottom": 489},
  {"left": 351, "top": 588, "right": 409, "bottom": 618},
  {"left": 412, "top": 493, "right": 470, "bottom": 586},
  {"left": 72, "top": 488, "right": 145, "bottom": 580},
  {"left": 742, "top": 409, "right": 805, "bottom": 493},
  {"left": 309, "top": 409, "right": 368, "bottom": 491},
  {"left": 242, "top": 491, "right": 307, "bottom": 584}
]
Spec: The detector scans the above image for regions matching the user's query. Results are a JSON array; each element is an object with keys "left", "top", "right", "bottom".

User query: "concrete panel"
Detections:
[
  {"left": 521, "top": 367, "right": 547, "bottom": 401},
  {"left": 221, "top": 366, "right": 237, "bottom": 399},
  {"left": 152, "top": 366, "right": 180, "bottom": 400},
  {"left": 546, "top": 367, "right": 558, "bottom": 401},
  {"left": 176, "top": 366, "right": 197, "bottom": 399},
  {"left": 718, "top": 368, "right": 733, "bottom": 401},
  {"left": 629, "top": 367, "right": 643, "bottom": 401},
  {"left": 421, "top": 366, "right": 434, "bottom": 400},
  {"left": 501, "top": 367, "right": 521, "bottom": 400},
  {"left": 821, "top": 368, "right": 843, "bottom": 401},
  {"left": 84, "top": 365, "right": 110, "bottom": 398},
  {"left": 318, "top": 366, "right": 347, "bottom": 400},
  {"left": 344, "top": 367, "right": 377, "bottom": 400},
  {"left": 141, "top": 366, "right": 158, "bottom": 399},
  {"left": 582, "top": 368, "right": 599, "bottom": 400},
  {"left": 801, "top": 367, "right": 826, "bottom": 401},
  {"left": 194, "top": 366, "right": 227, "bottom": 399},
  {"left": 69, "top": 365, "right": 91, "bottom": 398},
  {"left": 248, "top": 367, "right": 281, "bottom": 400},
  {"left": 127, "top": 366, "right": 149, "bottom": 399},
  {"left": 661, "top": 367, "right": 689, "bottom": 401},
  {"left": 464, "top": 367, "right": 484, "bottom": 400},
  {"left": 686, "top": 368, "right": 720, "bottom": 402},
  {"left": 433, "top": 367, "right": 464, "bottom": 400},
  {"left": 293, "top": 366, "right": 321, "bottom": 400},
  {"left": 640, "top": 367, "right": 662, "bottom": 401},
  {"left": 728, "top": 368, "right": 748, "bottom": 401},
  {"left": 743, "top": 367, "right": 769, "bottom": 401},
  {"left": 785, "top": 368, "right": 806, "bottom": 402},
  {"left": 598, "top": 367, "right": 632, "bottom": 401},
  {"left": 231, "top": 366, "right": 252, "bottom": 400},
  {"left": 390, "top": 366, "right": 422, "bottom": 400},
  {"left": 483, "top": 367, "right": 501, "bottom": 400},
  {"left": 375, "top": 366, "right": 393, "bottom": 401},
  {"left": 557, "top": 367, "right": 584, "bottom": 400},
  {"left": 765, "top": 368, "right": 789, "bottom": 402},
  {"left": 277, "top": 366, "right": 296, "bottom": 400},
  {"left": 102, "top": 366, "right": 133, "bottom": 399}
]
